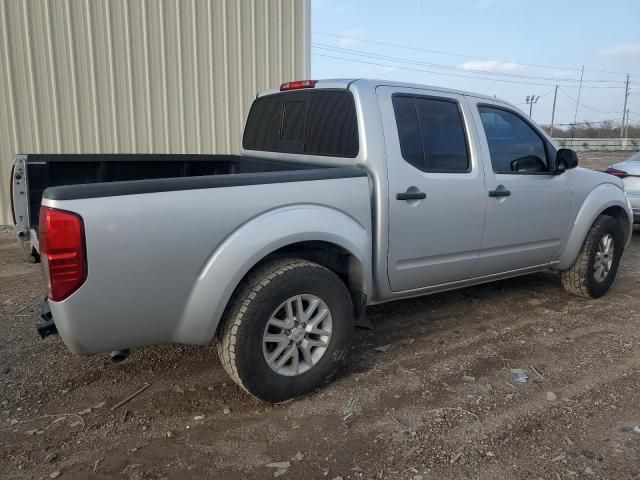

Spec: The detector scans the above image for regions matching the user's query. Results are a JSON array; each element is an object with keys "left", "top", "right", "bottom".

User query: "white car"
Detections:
[{"left": 606, "top": 152, "right": 640, "bottom": 223}]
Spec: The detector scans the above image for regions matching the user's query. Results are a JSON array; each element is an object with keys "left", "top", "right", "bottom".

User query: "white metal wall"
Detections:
[{"left": 0, "top": 0, "right": 310, "bottom": 224}]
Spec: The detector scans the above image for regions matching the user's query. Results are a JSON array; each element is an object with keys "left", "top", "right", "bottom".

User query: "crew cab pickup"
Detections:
[{"left": 12, "top": 79, "right": 633, "bottom": 402}]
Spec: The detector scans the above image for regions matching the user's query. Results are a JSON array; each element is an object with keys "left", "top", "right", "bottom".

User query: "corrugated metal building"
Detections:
[{"left": 0, "top": 0, "right": 310, "bottom": 225}]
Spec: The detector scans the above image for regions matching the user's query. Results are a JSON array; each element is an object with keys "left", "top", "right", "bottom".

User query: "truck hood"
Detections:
[{"left": 572, "top": 166, "right": 625, "bottom": 191}]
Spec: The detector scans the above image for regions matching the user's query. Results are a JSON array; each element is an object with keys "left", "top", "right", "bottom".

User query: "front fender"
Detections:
[
  {"left": 172, "top": 204, "right": 372, "bottom": 344},
  {"left": 556, "top": 183, "right": 632, "bottom": 270}
]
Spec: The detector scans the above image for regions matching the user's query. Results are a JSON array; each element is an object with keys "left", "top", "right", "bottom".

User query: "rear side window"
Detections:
[
  {"left": 243, "top": 90, "right": 358, "bottom": 157},
  {"left": 392, "top": 95, "right": 470, "bottom": 172}
]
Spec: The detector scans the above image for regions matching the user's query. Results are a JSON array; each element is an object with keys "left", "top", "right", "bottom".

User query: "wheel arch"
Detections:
[
  {"left": 556, "top": 184, "right": 632, "bottom": 271},
  {"left": 172, "top": 205, "right": 372, "bottom": 344},
  {"left": 601, "top": 205, "right": 632, "bottom": 243},
  {"left": 241, "top": 239, "right": 368, "bottom": 323}
]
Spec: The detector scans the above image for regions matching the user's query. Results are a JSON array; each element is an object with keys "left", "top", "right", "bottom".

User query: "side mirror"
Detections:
[
  {"left": 556, "top": 149, "right": 579, "bottom": 171},
  {"left": 510, "top": 155, "right": 547, "bottom": 173}
]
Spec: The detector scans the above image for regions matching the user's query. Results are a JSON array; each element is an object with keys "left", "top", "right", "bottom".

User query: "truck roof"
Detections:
[{"left": 257, "top": 78, "right": 504, "bottom": 104}]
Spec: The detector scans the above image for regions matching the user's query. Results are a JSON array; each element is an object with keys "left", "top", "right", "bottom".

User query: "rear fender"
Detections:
[
  {"left": 556, "top": 183, "right": 632, "bottom": 270},
  {"left": 172, "top": 204, "right": 371, "bottom": 344}
]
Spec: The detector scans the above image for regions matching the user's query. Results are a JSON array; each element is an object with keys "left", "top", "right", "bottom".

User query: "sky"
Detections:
[{"left": 311, "top": 0, "right": 640, "bottom": 127}]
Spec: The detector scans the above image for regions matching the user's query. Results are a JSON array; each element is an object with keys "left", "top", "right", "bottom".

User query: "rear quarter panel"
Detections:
[{"left": 43, "top": 176, "right": 372, "bottom": 354}]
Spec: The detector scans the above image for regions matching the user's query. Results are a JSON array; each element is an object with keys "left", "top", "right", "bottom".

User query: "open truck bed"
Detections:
[{"left": 11, "top": 153, "right": 316, "bottom": 260}]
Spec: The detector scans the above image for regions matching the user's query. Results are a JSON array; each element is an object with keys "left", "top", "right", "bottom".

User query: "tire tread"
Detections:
[
  {"left": 217, "top": 258, "right": 324, "bottom": 396},
  {"left": 560, "top": 214, "right": 620, "bottom": 298},
  {"left": 560, "top": 226, "right": 595, "bottom": 298}
]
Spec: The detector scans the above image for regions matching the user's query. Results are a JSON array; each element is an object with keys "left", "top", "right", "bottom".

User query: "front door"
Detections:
[
  {"left": 377, "top": 86, "right": 487, "bottom": 292},
  {"left": 469, "top": 99, "right": 573, "bottom": 276}
]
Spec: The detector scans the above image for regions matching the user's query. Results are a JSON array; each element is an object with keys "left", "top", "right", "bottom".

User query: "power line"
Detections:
[
  {"left": 313, "top": 43, "right": 625, "bottom": 84},
  {"left": 313, "top": 30, "right": 640, "bottom": 76},
  {"left": 313, "top": 51, "right": 629, "bottom": 92},
  {"left": 312, "top": 47, "right": 628, "bottom": 90},
  {"left": 313, "top": 52, "right": 584, "bottom": 87},
  {"left": 570, "top": 67, "right": 585, "bottom": 140},
  {"left": 558, "top": 87, "right": 623, "bottom": 115},
  {"left": 538, "top": 87, "right": 558, "bottom": 98}
]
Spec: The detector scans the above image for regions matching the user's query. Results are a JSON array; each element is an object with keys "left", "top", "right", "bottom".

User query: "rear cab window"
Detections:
[
  {"left": 243, "top": 90, "right": 359, "bottom": 158},
  {"left": 392, "top": 94, "right": 470, "bottom": 173}
]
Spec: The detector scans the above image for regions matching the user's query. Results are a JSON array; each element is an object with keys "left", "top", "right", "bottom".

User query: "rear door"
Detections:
[
  {"left": 377, "top": 86, "right": 487, "bottom": 292},
  {"left": 469, "top": 99, "right": 572, "bottom": 275}
]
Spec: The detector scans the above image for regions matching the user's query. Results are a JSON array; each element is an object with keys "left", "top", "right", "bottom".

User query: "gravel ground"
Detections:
[
  {"left": 575, "top": 151, "right": 631, "bottom": 171},
  {"left": 1, "top": 152, "right": 639, "bottom": 480}
]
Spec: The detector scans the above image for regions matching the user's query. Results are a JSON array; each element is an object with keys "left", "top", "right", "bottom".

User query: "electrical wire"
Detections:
[
  {"left": 314, "top": 52, "right": 587, "bottom": 88},
  {"left": 558, "top": 88, "right": 623, "bottom": 115},
  {"left": 313, "top": 30, "right": 640, "bottom": 76},
  {"left": 313, "top": 44, "right": 626, "bottom": 85}
]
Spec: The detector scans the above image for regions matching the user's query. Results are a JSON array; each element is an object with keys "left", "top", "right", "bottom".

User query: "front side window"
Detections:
[
  {"left": 478, "top": 106, "right": 548, "bottom": 173},
  {"left": 392, "top": 95, "right": 470, "bottom": 173}
]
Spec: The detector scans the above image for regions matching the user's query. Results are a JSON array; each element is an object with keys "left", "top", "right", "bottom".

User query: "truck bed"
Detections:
[
  {"left": 13, "top": 154, "right": 317, "bottom": 239},
  {"left": 39, "top": 162, "right": 371, "bottom": 354}
]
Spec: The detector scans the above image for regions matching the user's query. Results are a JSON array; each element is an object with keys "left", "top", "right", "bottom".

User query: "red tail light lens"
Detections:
[
  {"left": 280, "top": 80, "right": 317, "bottom": 91},
  {"left": 39, "top": 207, "right": 86, "bottom": 301},
  {"left": 605, "top": 167, "right": 628, "bottom": 178}
]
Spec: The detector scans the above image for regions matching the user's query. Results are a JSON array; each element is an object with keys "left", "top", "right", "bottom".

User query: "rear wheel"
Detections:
[
  {"left": 561, "top": 214, "right": 624, "bottom": 298},
  {"left": 217, "top": 258, "right": 354, "bottom": 402}
]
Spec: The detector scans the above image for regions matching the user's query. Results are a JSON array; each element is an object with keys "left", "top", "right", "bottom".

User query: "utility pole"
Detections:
[
  {"left": 571, "top": 65, "right": 584, "bottom": 141},
  {"left": 624, "top": 107, "right": 630, "bottom": 139},
  {"left": 550, "top": 85, "right": 558, "bottom": 137},
  {"left": 525, "top": 94, "right": 540, "bottom": 118},
  {"left": 620, "top": 73, "right": 630, "bottom": 138}
]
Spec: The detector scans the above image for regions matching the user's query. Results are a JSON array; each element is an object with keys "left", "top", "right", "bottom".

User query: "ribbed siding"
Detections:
[{"left": 0, "top": 0, "right": 310, "bottom": 225}]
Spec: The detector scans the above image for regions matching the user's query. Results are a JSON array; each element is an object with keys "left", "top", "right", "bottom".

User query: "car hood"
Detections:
[{"left": 608, "top": 152, "right": 640, "bottom": 175}]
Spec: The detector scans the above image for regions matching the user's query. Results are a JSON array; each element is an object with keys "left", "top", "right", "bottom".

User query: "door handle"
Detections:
[
  {"left": 396, "top": 191, "right": 426, "bottom": 201},
  {"left": 488, "top": 185, "right": 511, "bottom": 198}
]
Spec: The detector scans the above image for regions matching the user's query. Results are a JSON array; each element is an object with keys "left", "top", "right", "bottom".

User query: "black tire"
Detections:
[
  {"left": 561, "top": 214, "right": 624, "bottom": 298},
  {"left": 216, "top": 258, "right": 354, "bottom": 403}
]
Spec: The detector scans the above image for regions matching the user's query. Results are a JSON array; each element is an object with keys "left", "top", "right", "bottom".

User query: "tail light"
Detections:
[
  {"left": 39, "top": 207, "right": 86, "bottom": 301},
  {"left": 605, "top": 167, "right": 628, "bottom": 178},
  {"left": 280, "top": 80, "right": 317, "bottom": 91}
]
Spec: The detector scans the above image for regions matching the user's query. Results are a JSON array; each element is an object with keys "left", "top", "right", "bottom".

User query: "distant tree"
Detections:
[{"left": 543, "top": 121, "right": 639, "bottom": 139}]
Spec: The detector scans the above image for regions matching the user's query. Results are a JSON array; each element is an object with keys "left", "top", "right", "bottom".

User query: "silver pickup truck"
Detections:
[{"left": 12, "top": 79, "right": 633, "bottom": 402}]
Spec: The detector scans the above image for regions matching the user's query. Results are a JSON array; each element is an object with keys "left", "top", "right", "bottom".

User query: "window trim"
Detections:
[
  {"left": 242, "top": 89, "right": 360, "bottom": 159},
  {"left": 477, "top": 103, "right": 557, "bottom": 176},
  {"left": 392, "top": 93, "right": 472, "bottom": 174}
]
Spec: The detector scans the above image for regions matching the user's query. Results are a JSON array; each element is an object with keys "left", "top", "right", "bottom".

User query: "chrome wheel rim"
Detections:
[
  {"left": 594, "top": 233, "right": 614, "bottom": 283},
  {"left": 262, "top": 294, "right": 333, "bottom": 376}
]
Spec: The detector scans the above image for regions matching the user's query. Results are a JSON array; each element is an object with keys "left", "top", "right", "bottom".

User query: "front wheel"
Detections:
[
  {"left": 216, "top": 258, "right": 354, "bottom": 403},
  {"left": 561, "top": 214, "right": 624, "bottom": 298}
]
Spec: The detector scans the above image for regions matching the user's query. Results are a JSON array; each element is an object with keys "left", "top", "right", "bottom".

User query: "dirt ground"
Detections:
[{"left": 1, "top": 152, "right": 640, "bottom": 480}]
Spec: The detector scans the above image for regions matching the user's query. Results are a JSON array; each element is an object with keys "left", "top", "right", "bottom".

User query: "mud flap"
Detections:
[{"left": 353, "top": 291, "right": 373, "bottom": 330}]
